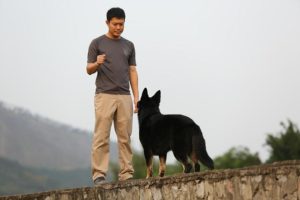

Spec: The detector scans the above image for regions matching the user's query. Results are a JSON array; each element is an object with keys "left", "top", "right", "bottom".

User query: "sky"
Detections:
[{"left": 0, "top": 0, "right": 300, "bottom": 163}]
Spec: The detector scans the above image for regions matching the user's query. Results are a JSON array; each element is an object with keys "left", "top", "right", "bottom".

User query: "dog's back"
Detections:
[{"left": 140, "top": 114, "right": 195, "bottom": 153}]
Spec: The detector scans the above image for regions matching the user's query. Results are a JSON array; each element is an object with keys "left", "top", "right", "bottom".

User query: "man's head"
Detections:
[
  {"left": 106, "top": 7, "right": 126, "bottom": 39},
  {"left": 106, "top": 7, "right": 125, "bottom": 22}
]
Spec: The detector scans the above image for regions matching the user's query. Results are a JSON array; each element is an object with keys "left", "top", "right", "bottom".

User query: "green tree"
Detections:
[
  {"left": 265, "top": 120, "right": 300, "bottom": 163},
  {"left": 132, "top": 152, "right": 147, "bottom": 179},
  {"left": 214, "top": 146, "right": 262, "bottom": 169}
]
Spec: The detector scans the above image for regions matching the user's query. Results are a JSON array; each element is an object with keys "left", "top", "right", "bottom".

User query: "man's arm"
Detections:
[
  {"left": 86, "top": 54, "right": 106, "bottom": 75},
  {"left": 129, "top": 65, "right": 139, "bottom": 113},
  {"left": 86, "top": 62, "right": 99, "bottom": 75}
]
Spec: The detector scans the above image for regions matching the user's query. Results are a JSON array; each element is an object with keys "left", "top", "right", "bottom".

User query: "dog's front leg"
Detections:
[
  {"left": 159, "top": 154, "right": 167, "bottom": 177},
  {"left": 146, "top": 156, "right": 153, "bottom": 178},
  {"left": 144, "top": 151, "right": 153, "bottom": 178}
]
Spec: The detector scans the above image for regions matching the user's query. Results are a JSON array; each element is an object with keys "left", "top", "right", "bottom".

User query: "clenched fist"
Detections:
[{"left": 96, "top": 54, "right": 106, "bottom": 65}]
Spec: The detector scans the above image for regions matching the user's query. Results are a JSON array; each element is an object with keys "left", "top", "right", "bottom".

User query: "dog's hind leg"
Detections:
[
  {"left": 159, "top": 154, "right": 167, "bottom": 177},
  {"left": 194, "top": 163, "right": 200, "bottom": 172},
  {"left": 181, "top": 161, "right": 193, "bottom": 173},
  {"left": 144, "top": 151, "right": 153, "bottom": 178},
  {"left": 173, "top": 152, "right": 192, "bottom": 173},
  {"left": 190, "top": 151, "right": 200, "bottom": 172}
]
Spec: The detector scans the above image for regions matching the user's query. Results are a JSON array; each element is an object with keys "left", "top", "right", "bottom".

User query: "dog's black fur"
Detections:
[{"left": 137, "top": 88, "right": 214, "bottom": 178}]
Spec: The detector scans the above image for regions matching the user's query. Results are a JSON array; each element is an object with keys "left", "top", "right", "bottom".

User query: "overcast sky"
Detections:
[{"left": 1, "top": 0, "right": 300, "bottom": 162}]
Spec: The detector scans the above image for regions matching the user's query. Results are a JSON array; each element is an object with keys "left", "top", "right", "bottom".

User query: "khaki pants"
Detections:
[{"left": 91, "top": 93, "right": 134, "bottom": 181}]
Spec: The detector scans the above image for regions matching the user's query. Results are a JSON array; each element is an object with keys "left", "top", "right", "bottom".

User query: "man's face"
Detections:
[{"left": 106, "top": 17, "right": 125, "bottom": 38}]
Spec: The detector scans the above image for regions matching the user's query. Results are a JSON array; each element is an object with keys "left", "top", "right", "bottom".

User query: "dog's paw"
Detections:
[
  {"left": 184, "top": 164, "right": 193, "bottom": 173},
  {"left": 159, "top": 171, "right": 165, "bottom": 177}
]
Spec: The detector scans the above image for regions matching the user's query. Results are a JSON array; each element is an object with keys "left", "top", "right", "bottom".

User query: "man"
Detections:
[{"left": 86, "top": 7, "right": 139, "bottom": 185}]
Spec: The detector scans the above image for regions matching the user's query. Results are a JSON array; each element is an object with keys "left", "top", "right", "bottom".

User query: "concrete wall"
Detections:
[{"left": 1, "top": 160, "right": 299, "bottom": 200}]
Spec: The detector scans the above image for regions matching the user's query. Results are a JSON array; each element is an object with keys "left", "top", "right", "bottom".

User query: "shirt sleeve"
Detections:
[
  {"left": 128, "top": 42, "right": 136, "bottom": 66},
  {"left": 87, "top": 39, "right": 98, "bottom": 63}
]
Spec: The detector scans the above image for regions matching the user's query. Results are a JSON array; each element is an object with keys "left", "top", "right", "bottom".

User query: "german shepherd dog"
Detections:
[{"left": 137, "top": 88, "right": 214, "bottom": 178}]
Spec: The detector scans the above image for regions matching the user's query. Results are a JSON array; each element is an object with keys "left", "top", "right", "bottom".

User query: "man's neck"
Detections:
[{"left": 106, "top": 33, "right": 121, "bottom": 40}]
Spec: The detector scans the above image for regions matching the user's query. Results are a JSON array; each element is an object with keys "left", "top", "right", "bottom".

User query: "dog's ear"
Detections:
[
  {"left": 152, "top": 90, "right": 161, "bottom": 104},
  {"left": 141, "top": 88, "right": 149, "bottom": 100}
]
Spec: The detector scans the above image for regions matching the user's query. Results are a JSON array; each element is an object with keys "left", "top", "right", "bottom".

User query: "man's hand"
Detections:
[
  {"left": 129, "top": 65, "right": 139, "bottom": 113},
  {"left": 96, "top": 54, "right": 106, "bottom": 65},
  {"left": 133, "top": 97, "right": 138, "bottom": 113},
  {"left": 86, "top": 54, "right": 106, "bottom": 75}
]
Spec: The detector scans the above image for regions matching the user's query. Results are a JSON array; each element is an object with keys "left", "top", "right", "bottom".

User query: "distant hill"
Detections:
[
  {"left": 0, "top": 101, "right": 118, "bottom": 170},
  {"left": 0, "top": 156, "right": 92, "bottom": 196}
]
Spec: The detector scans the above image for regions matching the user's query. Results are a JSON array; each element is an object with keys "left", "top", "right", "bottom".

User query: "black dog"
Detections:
[{"left": 137, "top": 88, "right": 214, "bottom": 178}]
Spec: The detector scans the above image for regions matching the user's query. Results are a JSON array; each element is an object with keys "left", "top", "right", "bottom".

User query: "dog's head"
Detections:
[{"left": 137, "top": 88, "right": 161, "bottom": 113}]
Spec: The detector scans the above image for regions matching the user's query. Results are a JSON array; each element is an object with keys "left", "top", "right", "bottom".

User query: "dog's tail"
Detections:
[{"left": 192, "top": 125, "right": 214, "bottom": 169}]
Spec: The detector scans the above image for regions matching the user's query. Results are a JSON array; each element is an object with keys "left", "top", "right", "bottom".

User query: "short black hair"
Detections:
[{"left": 106, "top": 7, "right": 126, "bottom": 21}]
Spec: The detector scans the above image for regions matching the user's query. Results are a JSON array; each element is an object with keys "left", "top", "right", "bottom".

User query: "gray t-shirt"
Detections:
[{"left": 87, "top": 35, "right": 136, "bottom": 95}]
